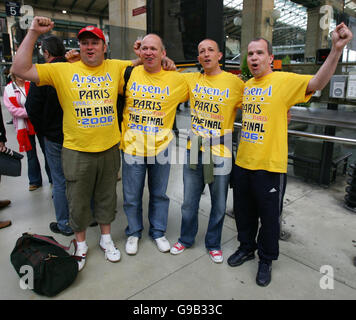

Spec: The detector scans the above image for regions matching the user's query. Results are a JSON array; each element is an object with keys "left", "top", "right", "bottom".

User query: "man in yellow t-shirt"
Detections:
[
  {"left": 169, "top": 39, "right": 244, "bottom": 264},
  {"left": 227, "top": 23, "right": 352, "bottom": 287},
  {"left": 120, "top": 34, "right": 189, "bottom": 255},
  {"left": 10, "top": 17, "right": 144, "bottom": 271}
]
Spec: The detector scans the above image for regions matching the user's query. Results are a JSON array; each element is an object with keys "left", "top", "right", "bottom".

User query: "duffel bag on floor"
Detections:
[{"left": 10, "top": 233, "right": 80, "bottom": 297}]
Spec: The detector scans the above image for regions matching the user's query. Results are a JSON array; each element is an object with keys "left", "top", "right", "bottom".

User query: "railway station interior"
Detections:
[{"left": 0, "top": 0, "right": 356, "bottom": 301}]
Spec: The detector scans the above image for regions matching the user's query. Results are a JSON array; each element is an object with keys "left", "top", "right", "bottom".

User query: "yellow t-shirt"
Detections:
[
  {"left": 236, "top": 72, "right": 313, "bottom": 173},
  {"left": 36, "top": 59, "right": 132, "bottom": 152},
  {"left": 184, "top": 71, "right": 244, "bottom": 157},
  {"left": 120, "top": 66, "right": 189, "bottom": 157}
]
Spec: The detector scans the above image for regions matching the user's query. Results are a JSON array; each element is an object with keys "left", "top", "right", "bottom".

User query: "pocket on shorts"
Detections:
[
  {"left": 62, "top": 147, "right": 80, "bottom": 182},
  {"left": 113, "top": 147, "right": 121, "bottom": 172}
]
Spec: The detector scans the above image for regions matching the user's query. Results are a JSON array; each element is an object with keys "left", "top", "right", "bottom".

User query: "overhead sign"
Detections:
[
  {"left": 5, "top": 1, "right": 21, "bottom": 17},
  {"left": 133, "top": 6, "right": 146, "bottom": 17}
]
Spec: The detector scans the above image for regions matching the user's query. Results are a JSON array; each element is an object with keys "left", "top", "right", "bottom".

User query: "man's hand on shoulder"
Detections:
[
  {"left": 162, "top": 57, "right": 176, "bottom": 71},
  {"left": 65, "top": 49, "right": 81, "bottom": 63},
  {"left": 133, "top": 39, "right": 141, "bottom": 57}
]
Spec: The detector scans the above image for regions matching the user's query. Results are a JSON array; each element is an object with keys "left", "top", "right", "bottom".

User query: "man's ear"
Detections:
[
  {"left": 104, "top": 43, "right": 108, "bottom": 53},
  {"left": 218, "top": 52, "right": 223, "bottom": 61},
  {"left": 269, "top": 54, "right": 274, "bottom": 65}
]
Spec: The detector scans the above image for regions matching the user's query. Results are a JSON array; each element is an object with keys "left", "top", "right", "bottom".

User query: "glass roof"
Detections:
[
  {"left": 224, "top": 0, "right": 243, "bottom": 10},
  {"left": 345, "top": 0, "right": 356, "bottom": 11},
  {"left": 274, "top": 0, "right": 308, "bottom": 30},
  {"left": 224, "top": 0, "right": 356, "bottom": 62},
  {"left": 223, "top": 0, "right": 356, "bottom": 31}
]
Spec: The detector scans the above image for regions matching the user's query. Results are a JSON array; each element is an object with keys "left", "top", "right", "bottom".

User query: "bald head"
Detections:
[
  {"left": 197, "top": 39, "right": 222, "bottom": 76},
  {"left": 140, "top": 33, "right": 167, "bottom": 73},
  {"left": 142, "top": 34, "right": 166, "bottom": 51},
  {"left": 198, "top": 39, "right": 220, "bottom": 53}
]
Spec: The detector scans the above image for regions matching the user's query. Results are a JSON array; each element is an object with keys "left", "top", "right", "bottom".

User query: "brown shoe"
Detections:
[
  {"left": 0, "top": 200, "right": 11, "bottom": 209},
  {"left": 0, "top": 220, "right": 11, "bottom": 229},
  {"left": 29, "top": 185, "right": 41, "bottom": 191}
]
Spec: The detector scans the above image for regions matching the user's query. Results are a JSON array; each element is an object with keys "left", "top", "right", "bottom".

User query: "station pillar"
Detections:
[
  {"left": 108, "top": 0, "right": 146, "bottom": 59},
  {"left": 241, "top": 0, "right": 274, "bottom": 59}
]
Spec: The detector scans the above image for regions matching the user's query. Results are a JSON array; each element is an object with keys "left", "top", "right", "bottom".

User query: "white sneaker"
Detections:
[
  {"left": 75, "top": 246, "right": 88, "bottom": 271},
  {"left": 155, "top": 236, "right": 170, "bottom": 253},
  {"left": 125, "top": 236, "right": 139, "bottom": 255},
  {"left": 100, "top": 239, "right": 121, "bottom": 262}
]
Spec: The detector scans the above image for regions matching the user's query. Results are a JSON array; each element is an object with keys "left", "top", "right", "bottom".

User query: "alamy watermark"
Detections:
[
  {"left": 319, "top": 265, "right": 334, "bottom": 290},
  {"left": 320, "top": 5, "right": 334, "bottom": 31},
  {"left": 121, "top": 128, "right": 233, "bottom": 177},
  {"left": 19, "top": 265, "right": 34, "bottom": 290},
  {"left": 19, "top": 5, "right": 34, "bottom": 30}
]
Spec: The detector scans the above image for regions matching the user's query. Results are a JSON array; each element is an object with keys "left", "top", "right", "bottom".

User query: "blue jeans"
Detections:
[
  {"left": 44, "top": 138, "right": 72, "bottom": 233},
  {"left": 179, "top": 150, "right": 231, "bottom": 251},
  {"left": 122, "top": 150, "right": 171, "bottom": 239},
  {"left": 26, "top": 134, "right": 52, "bottom": 186}
]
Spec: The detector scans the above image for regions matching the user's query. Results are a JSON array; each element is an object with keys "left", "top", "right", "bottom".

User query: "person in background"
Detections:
[
  {"left": 25, "top": 35, "right": 73, "bottom": 236},
  {"left": 3, "top": 73, "right": 52, "bottom": 191},
  {"left": 0, "top": 102, "right": 12, "bottom": 229}
]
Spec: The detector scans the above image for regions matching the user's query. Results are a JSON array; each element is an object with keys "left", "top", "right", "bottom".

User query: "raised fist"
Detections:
[{"left": 29, "top": 16, "right": 54, "bottom": 35}]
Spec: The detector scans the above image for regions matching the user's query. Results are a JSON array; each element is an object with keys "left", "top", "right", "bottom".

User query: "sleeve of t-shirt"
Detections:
[
  {"left": 234, "top": 76, "right": 245, "bottom": 110},
  {"left": 282, "top": 73, "right": 314, "bottom": 109},
  {"left": 178, "top": 72, "right": 189, "bottom": 103},
  {"left": 35, "top": 63, "right": 57, "bottom": 87}
]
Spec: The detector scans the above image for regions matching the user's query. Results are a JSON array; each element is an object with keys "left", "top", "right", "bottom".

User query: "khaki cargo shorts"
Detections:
[{"left": 62, "top": 145, "right": 120, "bottom": 232}]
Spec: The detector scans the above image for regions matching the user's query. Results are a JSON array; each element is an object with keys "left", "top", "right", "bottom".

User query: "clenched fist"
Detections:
[{"left": 29, "top": 16, "right": 54, "bottom": 35}]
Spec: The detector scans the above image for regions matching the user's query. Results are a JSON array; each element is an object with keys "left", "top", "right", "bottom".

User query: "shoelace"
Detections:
[
  {"left": 128, "top": 237, "right": 137, "bottom": 245},
  {"left": 103, "top": 241, "right": 119, "bottom": 254},
  {"left": 174, "top": 243, "right": 184, "bottom": 250},
  {"left": 210, "top": 250, "right": 222, "bottom": 257}
]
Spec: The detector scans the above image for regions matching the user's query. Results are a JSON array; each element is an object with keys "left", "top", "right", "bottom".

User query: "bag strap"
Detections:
[
  {"left": 1, "top": 147, "right": 24, "bottom": 160},
  {"left": 117, "top": 65, "right": 134, "bottom": 132},
  {"left": 123, "top": 65, "right": 134, "bottom": 97},
  {"left": 27, "top": 233, "right": 77, "bottom": 253}
]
